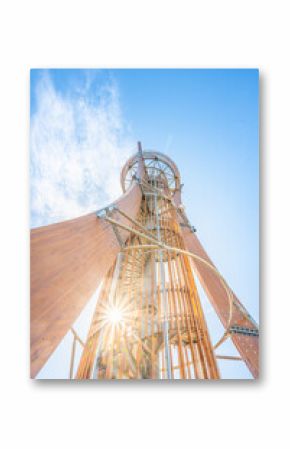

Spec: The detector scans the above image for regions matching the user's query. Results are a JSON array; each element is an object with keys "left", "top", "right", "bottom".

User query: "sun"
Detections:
[{"left": 106, "top": 306, "right": 124, "bottom": 325}]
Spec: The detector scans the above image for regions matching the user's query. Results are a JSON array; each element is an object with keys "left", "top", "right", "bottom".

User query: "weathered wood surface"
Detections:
[
  {"left": 30, "top": 182, "right": 142, "bottom": 378},
  {"left": 181, "top": 226, "right": 259, "bottom": 378}
]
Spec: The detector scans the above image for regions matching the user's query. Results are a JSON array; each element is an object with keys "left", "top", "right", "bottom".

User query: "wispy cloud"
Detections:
[{"left": 30, "top": 71, "right": 134, "bottom": 227}]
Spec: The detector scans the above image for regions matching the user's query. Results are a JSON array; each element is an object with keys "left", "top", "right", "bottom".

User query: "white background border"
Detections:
[{"left": 0, "top": 1, "right": 288, "bottom": 447}]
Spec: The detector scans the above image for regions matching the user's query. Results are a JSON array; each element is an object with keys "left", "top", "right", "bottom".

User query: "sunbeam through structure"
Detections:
[{"left": 31, "top": 142, "right": 259, "bottom": 379}]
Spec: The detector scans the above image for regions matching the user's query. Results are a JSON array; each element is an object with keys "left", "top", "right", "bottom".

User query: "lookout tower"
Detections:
[{"left": 31, "top": 142, "right": 259, "bottom": 379}]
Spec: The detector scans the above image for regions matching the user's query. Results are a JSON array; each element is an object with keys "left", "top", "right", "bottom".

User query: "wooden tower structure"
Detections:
[{"left": 31, "top": 143, "right": 259, "bottom": 379}]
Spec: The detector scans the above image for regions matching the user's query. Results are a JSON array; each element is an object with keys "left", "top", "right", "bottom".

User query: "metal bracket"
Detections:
[
  {"left": 96, "top": 205, "right": 124, "bottom": 247},
  {"left": 96, "top": 204, "right": 117, "bottom": 219},
  {"left": 176, "top": 207, "right": 196, "bottom": 232},
  {"left": 230, "top": 325, "right": 259, "bottom": 337},
  {"left": 180, "top": 222, "right": 197, "bottom": 233}
]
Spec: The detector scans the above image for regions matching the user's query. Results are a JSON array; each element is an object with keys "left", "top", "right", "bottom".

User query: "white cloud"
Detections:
[{"left": 30, "top": 71, "right": 134, "bottom": 227}]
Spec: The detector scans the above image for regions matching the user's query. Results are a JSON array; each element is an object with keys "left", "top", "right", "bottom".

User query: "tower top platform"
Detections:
[{"left": 121, "top": 150, "right": 181, "bottom": 193}]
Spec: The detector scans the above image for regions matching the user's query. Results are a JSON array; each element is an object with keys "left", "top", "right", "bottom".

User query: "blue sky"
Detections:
[{"left": 31, "top": 69, "right": 259, "bottom": 379}]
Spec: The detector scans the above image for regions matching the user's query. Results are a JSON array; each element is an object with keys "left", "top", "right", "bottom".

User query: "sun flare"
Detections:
[{"left": 106, "top": 306, "right": 124, "bottom": 324}]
